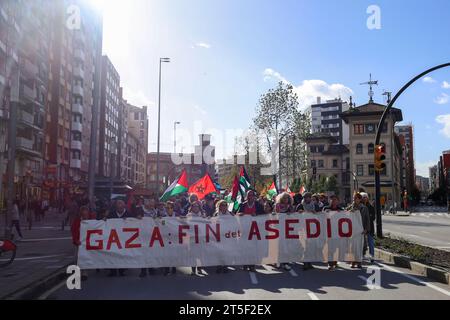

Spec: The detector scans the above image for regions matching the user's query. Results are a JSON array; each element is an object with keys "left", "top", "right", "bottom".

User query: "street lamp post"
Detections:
[
  {"left": 173, "top": 121, "right": 180, "bottom": 153},
  {"left": 374, "top": 62, "right": 450, "bottom": 238},
  {"left": 156, "top": 58, "right": 170, "bottom": 197}
]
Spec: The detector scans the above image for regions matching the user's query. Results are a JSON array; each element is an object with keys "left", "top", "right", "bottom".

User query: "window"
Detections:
[
  {"left": 333, "top": 159, "right": 338, "bottom": 168},
  {"left": 365, "top": 123, "right": 376, "bottom": 134},
  {"left": 368, "top": 143, "right": 374, "bottom": 154},
  {"left": 356, "top": 143, "right": 363, "bottom": 154},
  {"left": 354, "top": 124, "right": 364, "bottom": 134},
  {"left": 318, "top": 160, "right": 324, "bottom": 168},
  {"left": 356, "top": 165, "right": 364, "bottom": 176},
  {"left": 311, "top": 160, "right": 316, "bottom": 168},
  {"left": 134, "top": 112, "right": 139, "bottom": 120},
  {"left": 369, "top": 164, "right": 375, "bottom": 176}
]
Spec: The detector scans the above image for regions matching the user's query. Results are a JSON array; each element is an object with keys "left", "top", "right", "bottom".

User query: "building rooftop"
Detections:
[
  {"left": 305, "top": 132, "right": 338, "bottom": 143},
  {"left": 340, "top": 102, "right": 403, "bottom": 123},
  {"left": 323, "top": 144, "right": 349, "bottom": 155}
]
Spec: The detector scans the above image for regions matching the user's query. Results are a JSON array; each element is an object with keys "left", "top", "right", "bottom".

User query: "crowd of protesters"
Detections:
[{"left": 69, "top": 189, "right": 377, "bottom": 280}]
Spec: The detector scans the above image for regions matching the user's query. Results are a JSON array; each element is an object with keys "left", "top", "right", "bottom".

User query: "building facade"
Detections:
[
  {"left": 98, "top": 55, "right": 120, "bottom": 179},
  {"left": 340, "top": 102, "right": 403, "bottom": 206},
  {"left": 305, "top": 133, "right": 351, "bottom": 203},
  {"left": 394, "top": 125, "right": 415, "bottom": 193},
  {"left": 309, "top": 97, "right": 350, "bottom": 145}
]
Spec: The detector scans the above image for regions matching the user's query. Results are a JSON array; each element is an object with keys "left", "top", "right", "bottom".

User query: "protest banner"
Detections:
[{"left": 77, "top": 212, "right": 364, "bottom": 269}]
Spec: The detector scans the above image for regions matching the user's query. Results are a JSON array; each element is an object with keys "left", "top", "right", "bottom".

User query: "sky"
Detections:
[{"left": 93, "top": 0, "right": 450, "bottom": 177}]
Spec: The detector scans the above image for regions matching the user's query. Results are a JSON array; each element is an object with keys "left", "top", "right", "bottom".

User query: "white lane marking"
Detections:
[
  {"left": 307, "top": 292, "right": 319, "bottom": 300},
  {"left": 289, "top": 269, "right": 298, "bottom": 277},
  {"left": 358, "top": 275, "right": 381, "bottom": 289},
  {"left": 20, "top": 237, "right": 72, "bottom": 242},
  {"left": 37, "top": 280, "right": 67, "bottom": 300},
  {"left": 377, "top": 262, "right": 450, "bottom": 297},
  {"left": 249, "top": 271, "right": 258, "bottom": 284},
  {"left": 0, "top": 254, "right": 66, "bottom": 262}
]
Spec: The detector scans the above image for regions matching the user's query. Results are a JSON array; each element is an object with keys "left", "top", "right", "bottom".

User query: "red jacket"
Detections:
[{"left": 71, "top": 213, "right": 96, "bottom": 246}]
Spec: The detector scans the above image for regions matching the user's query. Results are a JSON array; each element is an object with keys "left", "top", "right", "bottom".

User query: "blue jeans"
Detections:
[{"left": 367, "top": 234, "right": 375, "bottom": 257}]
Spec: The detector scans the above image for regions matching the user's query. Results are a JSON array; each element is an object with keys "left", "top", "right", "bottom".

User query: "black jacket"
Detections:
[
  {"left": 366, "top": 203, "right": 376, "bottom": 236},
  {"left": 108, "top": 209, "right": 134, "bottom": 219}
]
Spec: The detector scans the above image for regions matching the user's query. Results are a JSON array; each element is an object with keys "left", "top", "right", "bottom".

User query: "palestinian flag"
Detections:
[
  {"left": 266, "top": 181, "right": 278, "bottom": 200},
  {"left": 228, "top": 167, "right": 253, "bottom": 213},
  {"left": 285, "top": 184, "right": 295, "bottom": 197},
  {"left": 299, "top": 185, "right": 305, "bottom": 195},
  {"left": 188, "top": 173, "right": 218, "bottom": 200},
  {"left": 160, "top": 169, "right": 189, "bottom": 202}
]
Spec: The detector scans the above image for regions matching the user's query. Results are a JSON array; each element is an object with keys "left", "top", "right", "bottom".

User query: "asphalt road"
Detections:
[
  {"left": 382, "top": 212, "right": 450, "bottom": 251},
  {"left": 42, "top": 260, "right": 450, "bottom": 300}
]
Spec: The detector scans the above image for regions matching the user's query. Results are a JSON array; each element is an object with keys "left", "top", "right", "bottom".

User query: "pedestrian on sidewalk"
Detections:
[
  {"left": 71, "top": 206, "right": 96, "bottom": 281},
  {"left": 10, "top": 200, "right": 23, "bottom": 240}
]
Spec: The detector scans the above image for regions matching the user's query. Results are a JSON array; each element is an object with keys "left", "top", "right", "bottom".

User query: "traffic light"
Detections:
[{"left": 374, "top": 144, "right": 386, "bottom": 172}]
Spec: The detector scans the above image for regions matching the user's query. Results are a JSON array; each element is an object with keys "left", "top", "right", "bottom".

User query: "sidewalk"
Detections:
[{"left": 0, "top": 209, "right": 75, "bottom": 299}]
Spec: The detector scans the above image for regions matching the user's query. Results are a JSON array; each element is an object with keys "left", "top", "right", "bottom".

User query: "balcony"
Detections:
[
  {"left": 72, "top": 103, "right": 83, "bottom": 114},
  {"left": 22, "top": 84, "right": 37, "bottom": 101},
  {"left": 19, "top": 110, "right": 34, "bottom": 125},
  {"left": 70, "top": 159, "right": 81, "bottom": 169},
  {"left": 74, "top": 49, "right": 85, "bottom": 62},
  {"left": 71, "top": 140, "right": 82, "bottom": 150},
  {"left": 23, "top": 59, "right": 39, "bottom": 77},
  {"left": 73, "top": 66, "right": 84, "bottom": 79},
  {"left": 72, "top": 121, "right": 82, "bottom": 132},
  {"left": 73, "top": 84, "right": 84, "bottom": 98},
  {"left": 17, "top": 137, "right": 33, "bottom": 150}
]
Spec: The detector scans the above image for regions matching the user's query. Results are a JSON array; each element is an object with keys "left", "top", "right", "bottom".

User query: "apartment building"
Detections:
[
  {"left": 0, "top": 0, "right": 52, "bottom": 202},
  {"left": 309, "top": 97, "right": 350, "bottom": 145},
  {"left": 340, "top": 102, "right": 403, "bottom": 205},
  {"left": 46, "top": 0, "right": 103, "bottom": 203},
  {"left": 98, "top": 55, "right": 121, "bottom": 179}
]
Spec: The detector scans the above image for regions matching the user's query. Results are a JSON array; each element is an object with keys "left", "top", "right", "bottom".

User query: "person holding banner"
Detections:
[
  {"left": 138, "top": 199, "right": 160, "bottom": 278},
  {"left": 296, "top": 192, "right": 319, "bottom": 213},
  {"left": 323, "top": 195, "right": 344, "bottom": 271},
  {"left": 238, "top": 190, "right": 264, "bottom": 272},
  {"left": 162, "top": 201, "right": 179, "bottom": 276},
  {"left": 214, "top": 200, "right": 233, "bottom": 273},
  {"left": 275, "top": 192, "right": 294, "bottom": 271},
  {"left": 71, "top": 206, "right": 96, "bottom": 280},
  {"left": 238, "top": 190, "right": 264, "bottom": 216},
  {"left": 108, "top": 200, "right": 133, "bottom": 277},
  {"left": 187, "top": 201, "right": 204, "bottom": 275},
  {"left": 346, "top": 193, "right": 370, "bottom": 269},
  {"left": 263, "top": 201, "right": 275, "bottom": 214}
]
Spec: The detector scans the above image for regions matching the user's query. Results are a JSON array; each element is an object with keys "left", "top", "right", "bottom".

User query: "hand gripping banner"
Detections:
[{"left": 77, "top": 212, "right": 364, "bottom": 269}]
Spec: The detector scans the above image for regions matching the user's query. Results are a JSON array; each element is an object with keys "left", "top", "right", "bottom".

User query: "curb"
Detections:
[
  {"left": 374, "top": 248, "right": 449, "bottom": 286},
  {"left": 2, "top": 262, "right": 74, "bottom": 300}
]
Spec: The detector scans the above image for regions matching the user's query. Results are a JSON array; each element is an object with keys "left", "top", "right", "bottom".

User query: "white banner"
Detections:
[{"left": 78, "top": 212, "right": 364, "bottom": 269}]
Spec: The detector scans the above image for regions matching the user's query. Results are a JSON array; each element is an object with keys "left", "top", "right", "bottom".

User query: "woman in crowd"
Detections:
[
  {"left": 296, "top": 192, "right": 318, "bottom": 212},
  {"left": 187, "top": 200, "right": 204, "bottom": 275},
  {"left": 214, "top": 200, "right": 233, "bottom": 273},
  {"left": 274, "top": 192, "right": 293, "bottom": 271},
  {"left": 202, "top": 194, "right": 216, "bottom": 218},
  {"left": 346, "top": 193, "right": 370, "bottom": 269}
]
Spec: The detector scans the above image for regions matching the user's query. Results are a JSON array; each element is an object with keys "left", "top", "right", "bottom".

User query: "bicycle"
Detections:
[{"left": 0, "top": 238, "right": 17, "bottom": 267}]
